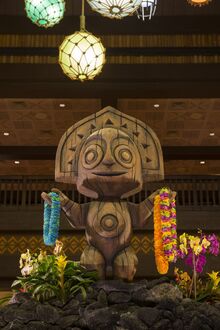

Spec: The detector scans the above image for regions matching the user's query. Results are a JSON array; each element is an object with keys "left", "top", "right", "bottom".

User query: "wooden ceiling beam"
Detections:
[
  {"left": 1, "top": 47, "right": 220, "bottom": 57},
  {"left": 1, "top": 16, "right": 220, "bottom": 35},
  {"left": 0, "top": 146, "right": 220, "bottom": 161},
  {"left": 0, "top": 64, "right": 220, "bottom": 98}
]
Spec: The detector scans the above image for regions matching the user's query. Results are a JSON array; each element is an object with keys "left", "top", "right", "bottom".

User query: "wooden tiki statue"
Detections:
[{"left": 55, "top": 106, "right": 164, "bottom": 280}]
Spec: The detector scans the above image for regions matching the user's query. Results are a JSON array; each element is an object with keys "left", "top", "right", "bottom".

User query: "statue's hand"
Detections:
[
  {"left": 41, "top": 188, "right": 69, "bottom": 207},
  {"left": 147, "top": 189, "right": 161, "bottom": 204},
  {"left": 147, "top": 189, "right": 177, "bottom": 204}
]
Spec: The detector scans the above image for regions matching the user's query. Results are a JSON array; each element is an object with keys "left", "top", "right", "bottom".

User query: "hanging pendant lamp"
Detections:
[
  {"left": 187, "top": 0, "right": 212, "bottom": 6},
  {"left": 137, "top": 0, "right": 157, "bottom": 20},
  {"left": 87, "top": 0, "right": 142, "bottom": 19},
  {"left": 24, "top": 0, "right": 65, "bottom": 28},
  {"left": 59, "top": 0, "right": 106, "bottom": 82}
]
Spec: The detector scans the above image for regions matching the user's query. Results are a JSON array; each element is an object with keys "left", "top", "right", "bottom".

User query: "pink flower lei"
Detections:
[{"left": 159, "top": 187, "right": 177, "bottom": 263}]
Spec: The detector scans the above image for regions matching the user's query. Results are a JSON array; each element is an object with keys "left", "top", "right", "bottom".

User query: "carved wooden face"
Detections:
[{"left": 77, "top": 128, "right": 143, "bottom": 199}]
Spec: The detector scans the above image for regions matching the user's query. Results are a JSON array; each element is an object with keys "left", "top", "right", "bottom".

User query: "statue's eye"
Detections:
[
  {"left": 83, "top": 145, "right": 103, "bottom": 169},
  {"left": 85, "top": 150, "right": 97, "bottom": 164},
  {"left": 119, "top": 149, "right": 132, "bottom": 163},
  {"left": 114, "top": 145, "right": 135, "bottom": 168}
]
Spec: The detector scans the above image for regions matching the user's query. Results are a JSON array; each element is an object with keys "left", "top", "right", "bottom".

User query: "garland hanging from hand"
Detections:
[
  {"left": 154, "top": 187, "right": 177, "bottom": 274},
  {"left": 43, "top": 192, "right": 61, "bottom": 246}
]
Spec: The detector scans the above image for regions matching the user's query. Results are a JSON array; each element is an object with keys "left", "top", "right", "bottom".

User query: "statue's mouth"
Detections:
[{"left": 92, "top": 171, "right": 127, "bottom": 177}]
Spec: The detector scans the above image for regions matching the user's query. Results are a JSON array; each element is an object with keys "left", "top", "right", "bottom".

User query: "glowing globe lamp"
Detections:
[
  {"left": 24, "top": 0, "right": 65, "bottom": 28},
  {"left": 87, "top": 0, "right": 142, "bottom": 19},
  {"left": 59, "top": 31, "right": 106, "bottom": 82},
  {"left": 187, "top": 0, "right": 212, "bottom": 6}
]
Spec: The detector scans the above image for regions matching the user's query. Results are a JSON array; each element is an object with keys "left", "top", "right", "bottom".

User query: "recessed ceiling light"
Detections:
[
  {"left": 14, "top": 161, "right": 20, "bottom": 165},
  {"left": 59, "top": 103, "right": 66, "bottom": 108},
  {"left": 3, "top": 132, "right": 9, "bottom": 136},
  {"left": 209, "top": 132, "right": 215, "bottom": 136},
  {"left": 200, "top": 161, "right": 206, "bottom": 165},
  {"left": 154, "top": 104, "right": 160, "bottom": 108}
]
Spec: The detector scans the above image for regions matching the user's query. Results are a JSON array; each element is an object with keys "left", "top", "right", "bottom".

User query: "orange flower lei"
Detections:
[{"left": 154, "top": 194, "right": 169, "bottom": 275}]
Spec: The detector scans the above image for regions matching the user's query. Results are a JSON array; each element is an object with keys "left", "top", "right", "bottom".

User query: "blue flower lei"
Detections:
[{"left": 43, "top": 192, "right": 61, "bottom": 246}]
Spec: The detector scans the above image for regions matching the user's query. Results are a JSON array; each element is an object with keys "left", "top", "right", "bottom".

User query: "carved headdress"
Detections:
[{"left": 55, "top": 106, "right": 164, "bottom": 185}]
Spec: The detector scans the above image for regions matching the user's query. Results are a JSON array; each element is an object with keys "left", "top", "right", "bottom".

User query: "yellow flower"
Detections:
[
  {"left": 180, "top": 244, "right": 188, "bottom": 255},
  {"left": 179, "top": 233, "right": 187, "bottom": 246},
  {"left": 38, "top": 250, "right": 47, "bottom": 262},
  {"left": 56, "top": 255, "right": 67, "bottom": 271},
  {"left": 208, "top": 271, "right": 220, "bottom": 289},
  {"left": 201, "top": 237, "right": 210, "bottom": 249},
  {"left": 189, "top": 236, "right": 202, "bottom": 255},
  {"left": 180, "top": 272, "right": 191, "bottom": 282}
]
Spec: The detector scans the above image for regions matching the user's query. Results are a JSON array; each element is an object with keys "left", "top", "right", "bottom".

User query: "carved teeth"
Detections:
[{"left": 121, "top": 123, "right": 128, "bottom": 128}]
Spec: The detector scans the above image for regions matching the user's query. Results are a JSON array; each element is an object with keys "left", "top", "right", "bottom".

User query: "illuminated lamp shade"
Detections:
[
  {"left": 137, "top": 0, "right": 157, "bottom": 20},
  {"left": 59, "top": 31, "right": 106, "bottom": 82},
  {"left": 87, "top": 0, "right": 142, "bottom": 19},
  {"left": 24, "top": 0, "right": 65, "bottom": 28},
  {"left": 187, "top": 0, "right": 212, "bottom": 6}
]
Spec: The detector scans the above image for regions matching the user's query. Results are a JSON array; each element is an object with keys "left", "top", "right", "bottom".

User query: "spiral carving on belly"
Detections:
[{"left": 94, "top": 213, "right": 125, "bottom": 238}]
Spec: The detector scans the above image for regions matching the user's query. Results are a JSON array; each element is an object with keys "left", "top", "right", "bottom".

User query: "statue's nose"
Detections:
[{"left": 102, "top": 152, "right": 115, "bottom": 167}]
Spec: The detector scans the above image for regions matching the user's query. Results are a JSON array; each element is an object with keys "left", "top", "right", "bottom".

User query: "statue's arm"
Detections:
[
  {"left": 128, "top": 190, "right": 160, "bottom": 229},
  {"left": 129, "top": 189, "right": 176, "bottom": 229},
  {"left": 41, "top": 188, "right": 86, "bottom": 229}
]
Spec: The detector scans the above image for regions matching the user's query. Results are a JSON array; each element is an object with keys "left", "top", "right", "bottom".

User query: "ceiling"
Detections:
[{"left": 0, "top": 0, "right": 220, "bottom": 177}]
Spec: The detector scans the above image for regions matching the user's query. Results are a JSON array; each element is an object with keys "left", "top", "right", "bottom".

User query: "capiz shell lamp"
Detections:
[
  {"left": 24, "top": 0, "right": 65, "bottom": 28},
  {"left": 187, "top": 0, "right": 212, "bottom": 6},
  {"left": 59, "top": 0, "right": 106, "bottom": 81},
  {"left": 87, "top": 0, "right": 142, "bottom": 19},
  {"left": 137, "top": 0, "right": 157, "bottom": 20}
]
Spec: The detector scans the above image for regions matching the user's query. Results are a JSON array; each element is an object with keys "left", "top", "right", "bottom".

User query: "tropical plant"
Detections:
[
  {"left": 174, "top": 230, "right": 220, "bottom": 301},
  {"left": 11, "top": 245, "right": 98, "bottom": 303},
  {"left": 174, "top": 268, "right": 220, "bottom": 302}
]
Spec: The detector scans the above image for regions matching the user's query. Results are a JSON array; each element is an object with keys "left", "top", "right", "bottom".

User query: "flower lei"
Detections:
[
  {"left": 154, "top": 187, "right": 177, "bottom": 274},
  {"left": 43, "top": 192, "right": 61, "bottom": 246},
  {"left": 154, "top": 194, "right": 169, "bottom": 274}
]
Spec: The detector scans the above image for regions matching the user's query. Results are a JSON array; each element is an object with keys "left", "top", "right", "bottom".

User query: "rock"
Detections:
[
  {"left": 2, "top": 319, "right": 27, "bottom": 330},
  {"left": 189, "top": 316, "right": 211, "bottom": 330},
  {"left": 119, "top": 312, "right": 148, "bottom": 330},
  {"left": 136, "top": 307, "right": 160, "bottom": 326},
  {"left": 148, "top": 283, "right": 183, "bottom": 302},
  {"left": 175, "top": 305, "right": 185, "bottom": 318},
  {"left": 84, "top": 306, "right": 120, "bottom": 330},
  {"left": 173, "top": 319, "right": 184, "bottom": 330},
  {"left": 4, "top": 306, "right": 35, "bottom": 323},
  {"left": 152, "top": 318, "right": 172, "bottom": 330},
  {"left": 211, "top": 315, "right": 220, "bottom": 330},
  {"left": 63, "top": 298, "right": 80, "bottom": 313},
  {"left": 132, "top": 289, "right": 158, "bottom": 307},
  {"left": 161, "top": 310, "right": 175, "bottom": 321},
  {"left": 157, "top": 298, "right": 177, "bottom": 312},
  {"left": 10, "top": 292, "right": 32, "bottom": 304},
  {"left": 93, "top": 280, "right": 132, "bottom": 293},
  {"left": 145, "top": 277, "right": 169, "bottom": 290},
  {"left": 97, "top": 289, "right": 108, "bottom": 306},
  {"left": 26, "top": 321, "right": 49, "bottom": 330},
  {"left": 57, "top": 315, "right": 80, "bottom": 328},
  {"left": 36, "top": 304, "right": 60, "bottom": 324},
  {"left": 108, "top": 292, "right": 131, "bottom": 304},
  {"left": 0, "top": 317, "right": 7, "bottom": 328},
  {"left": 21, "top": 300, "right": 37, "bottom": 311}
]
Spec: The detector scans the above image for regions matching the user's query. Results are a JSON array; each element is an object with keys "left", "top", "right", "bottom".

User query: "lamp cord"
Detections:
[{"left": 80, "top": 0, "right": 85, "bottom": 30}]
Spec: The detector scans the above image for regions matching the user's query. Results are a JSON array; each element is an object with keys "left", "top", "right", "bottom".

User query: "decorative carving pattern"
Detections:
[{"left": 0, "top": 234, "right": 154, "bottom": 255}]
